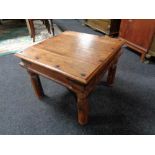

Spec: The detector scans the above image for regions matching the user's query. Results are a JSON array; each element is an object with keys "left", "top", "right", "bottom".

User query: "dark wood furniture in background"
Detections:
[
  {"left": 85, "top": 19, "right": 121, "bottom": 37},
  {"left": 147, "top": 35, "right": 155, "bottom": 58},
  {"left": 15, "top": 31, "right": 125, "bottom": 125},
  {"left": 119, "top": 19, "right": 155, "bottom": 61},
  {"left": 28, "top": 19, "right": 55, "bottom": 42}
]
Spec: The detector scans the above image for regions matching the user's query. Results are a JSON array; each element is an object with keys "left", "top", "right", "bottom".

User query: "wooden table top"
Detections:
[{"left": 16, "top": 31, "right": 125, "bottom": 84}]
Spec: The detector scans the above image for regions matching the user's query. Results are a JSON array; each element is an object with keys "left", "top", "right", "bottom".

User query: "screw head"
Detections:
[
  {"left": 55, "top": 65, "right": 60, "bottom": 68},
  {"left": 35, "top": 56, "right": 39, "bottom": 60},
  {"left": 80, "top": 73, "right": 86, "bottom": 77}
]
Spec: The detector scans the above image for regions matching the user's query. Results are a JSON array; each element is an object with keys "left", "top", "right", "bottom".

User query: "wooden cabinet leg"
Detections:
[
  {"left": 140, "top": 53, "right": 146, "bottom": 62},
  {"left": 76, "top": 93, "right": 89, "bottom": 125},
  {"left": 107, "top": 62, "right": 117, "bottom": 86},
  {"left": 28, "top": 71, "right": 44, "bottom": 99}
]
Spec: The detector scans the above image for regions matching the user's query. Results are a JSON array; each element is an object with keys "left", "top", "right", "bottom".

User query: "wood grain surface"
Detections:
[{"left": 16, "top": 31, "right": 124, "bottom": 84}]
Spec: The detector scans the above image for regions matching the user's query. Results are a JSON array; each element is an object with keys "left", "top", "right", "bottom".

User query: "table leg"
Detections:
[
  {"left": 28, "top": 71, "right": 44, "bottom": 99},
  {"left": 25, "top": 19, "right": 31, "bottom": 36},
  {"left": 50, "top": 19, "right": 55, "bottom": 36},
  {"left": 107, "top": 62, "right": 117, "bottom": 86},
  {"left": 44, "top": 20, "right": 51, "bottom": 34},
  {"left": 76, "top": 93, "right": 89, "bottom": 125},
  {"left": 28, "top": 20, "right": 35, "bottom": 42}
]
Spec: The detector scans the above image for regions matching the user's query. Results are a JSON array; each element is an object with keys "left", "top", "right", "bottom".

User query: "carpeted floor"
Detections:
[
  {"left": 53, "top": 19, "right": 103, "bottom": 35},
  {"left": 0, "top": 20, "right": 155, "bottom": 135}
]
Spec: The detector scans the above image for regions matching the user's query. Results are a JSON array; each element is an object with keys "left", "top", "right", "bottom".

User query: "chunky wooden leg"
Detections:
[
  {"left": 76, "top": 93, "right": 89, "bottom": 125},
  {"left": 107, "top": 62, "right": 117, "bottom": 86},
  {"left": 28, "top": 71, "right": 44, "bottom": 99}
]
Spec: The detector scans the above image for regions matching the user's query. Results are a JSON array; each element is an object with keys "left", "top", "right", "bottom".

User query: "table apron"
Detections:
[{"left": 20, "top": 60, "right": 86, "bottom": 94}]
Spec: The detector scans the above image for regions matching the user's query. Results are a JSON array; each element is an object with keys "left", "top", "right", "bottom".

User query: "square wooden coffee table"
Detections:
[{"left": 15, "top": 31, "right": 125, "bottom": 125}]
